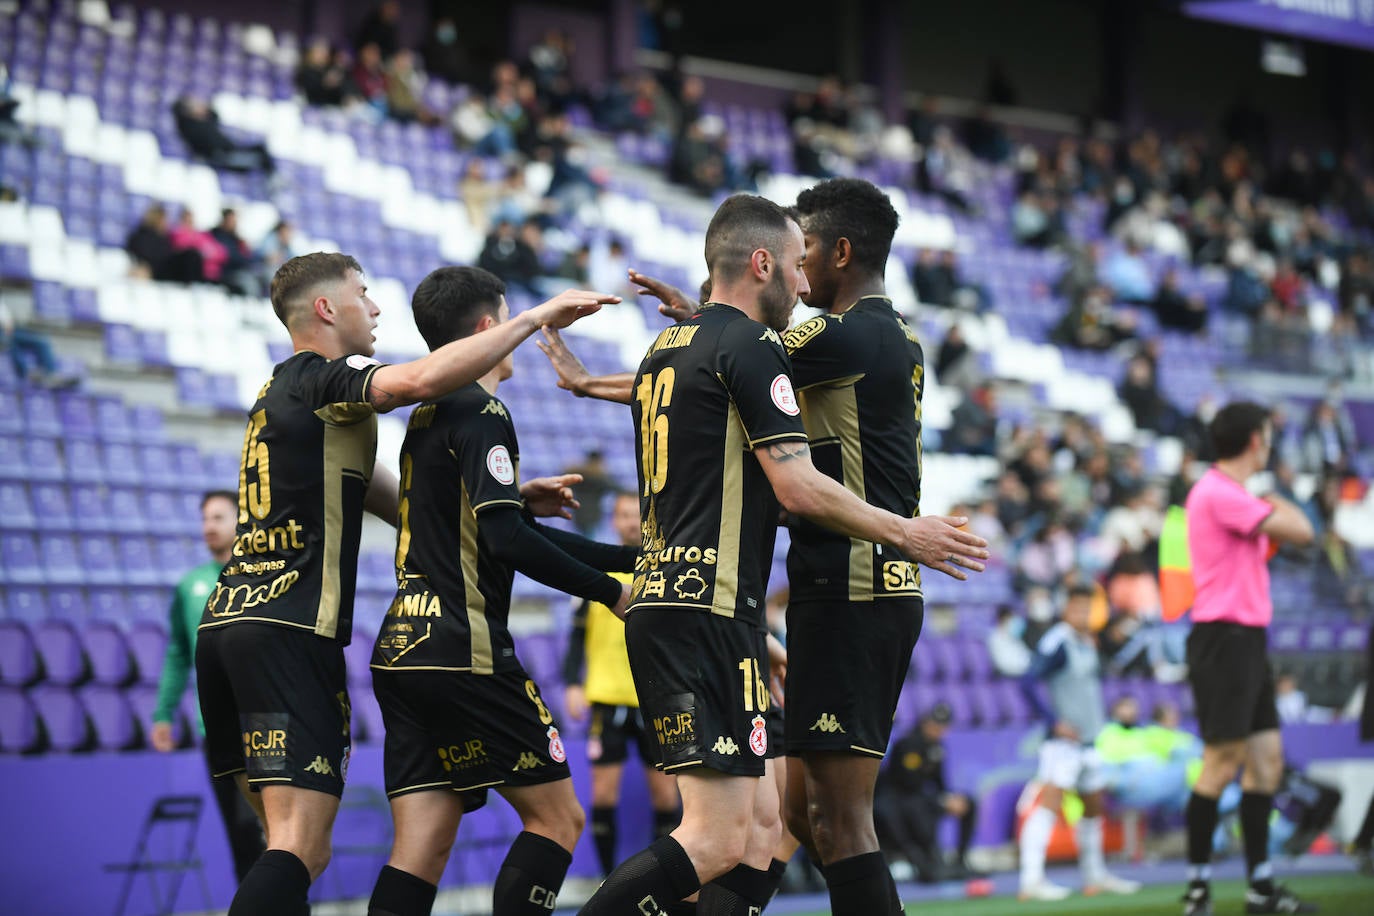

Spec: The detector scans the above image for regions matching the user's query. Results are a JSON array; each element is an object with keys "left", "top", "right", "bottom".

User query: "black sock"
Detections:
[
  {"left": 824, "top": 852, "right": 898, "bottom": 916},
  {"left": 591, "top": 805, "right": 619, "bottom": 876},
  {"left": 698, "top": 864, "right": 775, "bottom": 915},
  {"left": 1185, "top": 791, "right": 1220, "bottom": 885},
  {"left": 1240, "top": 792, "right": 1274, "bottom": 896},
  {"left": 654, "top": 807, "right": 682, "bottom": 840},
  {"left": 579, "top": 836, "right": 701, "bottom": 915},
  {"left": 666, "top": 904, "right": 698, "bottom": 916},
  {"left": 368, "top": 865, "right": 437, "bottom": 916},
  {"left": 492, "top": 831, "right": 572, "bottom": 916},
  {"left": 765, "top": 858, "right": 787, "bottom": 901},
  {"left": 228, "top": 849, "right": 311, "bottom": 916},
  {"left": 1356, "top": 791, "right": 1374, "bottom": 850}
]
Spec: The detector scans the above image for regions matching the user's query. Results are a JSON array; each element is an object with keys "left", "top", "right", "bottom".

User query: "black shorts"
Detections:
[
  {"left": 625, "top": 608, "right": 771, "bottom": 777},
  {"left": 784, "top": 597, "right": 924, "bottom": 758},
  {"left": 587, "top": 704, "right": 657, "bottom": 768},
  {"left": 1188, "top": 621, "right": 1280, "bottom": 744},
  {"left": 196, "top": 622, "right": 351, "bottom": 797},
  {"left": 371, "top": 666, "right": 570, "bottom": 810}
]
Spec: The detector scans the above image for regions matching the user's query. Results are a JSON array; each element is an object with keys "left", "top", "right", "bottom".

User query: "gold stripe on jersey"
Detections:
[
  {"left": 797, "top": 381, "right": 873, "bottom": 601},
  {"left": 459, "top": 480, "right": 494, "bottom": 673},
  {"left": 314, "top": 416, "right": 373, "bottom": 639},
  {"left": 712, "top": 402, "right": 747, "bottom": 618}
]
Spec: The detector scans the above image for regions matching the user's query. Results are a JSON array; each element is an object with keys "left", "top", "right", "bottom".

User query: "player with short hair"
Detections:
[
  {"left": 366, "top": 265, "right": 637, "bottom": 916},
  {"left": 151, "top": 490, "right": 265, "bottom": 883},
  {"left": 562, "top": 490, "right": 683, "bottom": 878},
  {"left": 1182, "top": 401, "right": 1317, "bottom": 915},
  {"left": 1018, "top": 584, "right": 1141, "bottom": 901},
  {"left": 574, "top": 194, "right": 987, "bottom": 916},
  {"left": 194, "top": 252, "right": 615, "bottom": 916}
]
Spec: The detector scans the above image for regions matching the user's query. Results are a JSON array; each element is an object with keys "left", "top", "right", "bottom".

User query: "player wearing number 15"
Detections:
[
  {"left": 578, "top": 195, "right": 989, "bottom": 916},
  {"left": 193, "top": 252, "right": 618, "bottom": 916}
]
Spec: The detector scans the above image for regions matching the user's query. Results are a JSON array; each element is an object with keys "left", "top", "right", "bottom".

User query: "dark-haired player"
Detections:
[
  {"left": 1181, "top": 401, "right": 1316, "bottom": 916},
  {"left": 366, "top": 266, "right": 638, "bottom": 916},
  {"left": 194, "top": 252, "right": 616, "bottom": 916},
  {"left": 572, "top": 194, "right": 986, "bottom": 916}
]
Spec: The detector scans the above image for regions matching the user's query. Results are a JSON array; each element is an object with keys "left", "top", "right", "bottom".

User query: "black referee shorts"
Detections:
[
  {"left": 587, "top": 703, "right": 657, "bottom": 769},
  {"left": 784, "top": 596, "right": 924, "bottom": 758},
  {"left": 196, "top": 622, "right": 351, "bottom": 797},
  {"left": 1187, "top": 621, "right": 1280, "bottom": 744}
]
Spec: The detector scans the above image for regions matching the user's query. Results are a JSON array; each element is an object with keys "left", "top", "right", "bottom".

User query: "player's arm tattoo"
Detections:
[
  {"left": 764, "top": 441, "right": 810, "bottom": 462},
  {"left": 369, "top": 385, "right": 398, "bottom": 410}
]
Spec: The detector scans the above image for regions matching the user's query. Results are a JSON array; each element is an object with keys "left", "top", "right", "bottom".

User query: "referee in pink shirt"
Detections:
[{"left": 1182, "top": 402, "right": 1316, "bottom": 916}]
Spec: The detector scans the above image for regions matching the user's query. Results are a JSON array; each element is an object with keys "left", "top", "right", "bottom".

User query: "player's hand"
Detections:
[
  {"left": 1053, "top": 721, "right": 1080, "bottom": 742},
  {"left": 564, "top": 684, "right": 589, "bottom": 722},
  {"left": 530, "top": 289, "right": 621, "bottom": 330},
  {"left": 521, "top": 474, "right": 582, "bottom": 519},
  {"left": 150, "top": 721, "right": 176, "bottom": 753},
  {"left": 610, "top": 581, "right": 632, "bottom": 620},
  {"left": 536, "top": 327, "right": 593, "bottom": 396},
  {"left": 765, "top": 632, "right": 787, "bottom": 708},
  {"left": 898, "top": 516, "right": 989, "bottom": 580},
  {"left": 628, "top": 269, "right": 697, "bottom": 323},
  {"left": 944, "top": 793, "right": 969, "bottom": 816}
]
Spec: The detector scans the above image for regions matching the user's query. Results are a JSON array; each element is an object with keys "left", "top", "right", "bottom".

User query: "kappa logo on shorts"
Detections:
[
  {"left": 303, "top": 755, "right": 336, "bottom": 777},
  {"left": 513, "top": 752, "right": 546, "bottom": 771},
  {"left": 809, "top": 713, "right": 846, "bottom": 734},
  {"left": 711, "top": 736, "right": 741, "bottom": 755}
]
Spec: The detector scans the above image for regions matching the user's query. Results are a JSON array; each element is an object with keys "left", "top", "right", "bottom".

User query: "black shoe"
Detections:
[
  {"left": 945, "top": 860, "right": 987, "bottom": 880},
  {"left": 1245, "top": 885, "right": 1319, "bottom": 913},
  {"left": 1182, "top": 882, "right": 1212, "bottom": 916}
]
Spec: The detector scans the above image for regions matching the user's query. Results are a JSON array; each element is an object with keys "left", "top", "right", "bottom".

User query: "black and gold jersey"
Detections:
[
  {"left": 370, "top": 383, "right": 526, "bottom": 675},
  {"left": 782, "top": 296, "right": 924, "bottom": 601},
  {"left": 199, "top": 350, "right": 383, "bottom": 643},
  {"left": 628, "top": 303, "right": 808, "bottom": 628}
]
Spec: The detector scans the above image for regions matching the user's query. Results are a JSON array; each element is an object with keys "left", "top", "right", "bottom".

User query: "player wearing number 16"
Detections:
[
  {"left": 578, "top": 196, "right": 989, "bottom": 916},
  {"left": 193, "top": 252, "right": 618, "bottom": 916}
]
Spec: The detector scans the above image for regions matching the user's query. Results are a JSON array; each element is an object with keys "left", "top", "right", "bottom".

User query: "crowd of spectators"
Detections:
[{"left": 124, "top": 204, "right": 303, "bottom": 297}]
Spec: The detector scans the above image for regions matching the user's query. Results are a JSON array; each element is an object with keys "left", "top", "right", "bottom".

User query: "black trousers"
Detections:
[
  {"left": 204, "top": 745, "right": 267, "bottom": 883},
  {"left": 875, "top": 791, "right": 977, "bottom": 877}
]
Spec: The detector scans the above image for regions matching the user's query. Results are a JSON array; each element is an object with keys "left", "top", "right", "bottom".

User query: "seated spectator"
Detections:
[
  {"left": 126, "top": 204, "right": 205, "bottom": 283},
  {"left": 556, "top": 244, "right": 591, "bottom": 285},
  {"left": 912, "top": 248, "right": 953, "bottom": 306},
  {"left": 670, "top": 115, "right": 729, "bottom": 196},
  {"left": 1151, "top": 266, "right": 1209, "bottom": 332},
  {"left": 1096, "top": 698, "right": 1197, "bottom": 814},
  {"left": 209, "top": 209, "right": 259, "bottom": 297},
  {"left": 477, "top": 220, "right": 540, "bottom": 295},
  {"left": 458, "top": 159, "right": 499, "bottom": 234},
  {"left": 1302, "top": 401, "right": 1352, "bottom": 475},
  {"left": 295, "top": 38, "right": 353, "bottom": 107},
  {"left": 967, "top": 497, "right": 1009, "bottom": 556},
  {"left": 947, "top": 384, "right": 998, "bottom": 456},
  {"left": 1012, "top": 190, "right": 1063, "bottom": 249},
  {"left": 423, "top": 17, "right": 470, "bottom": 85},
  {"left": 173, "top": 97, "right": 274, "bottom": 176},
  {"left": 1099, "top": 485, "right": 1163, "bottom": 557},
  {"left": 589, "top": 238, "right": 632, "bottom": 299},
  {"left": 0, "top": 300, "right": 76, "bottom": 388},
  {"left": 350, "top": 42, "right": 388, "bottom": 111},
  {"left": 1055, "top": 243, "right": 1101, "bottom": 304},
  {"left": 1053, "top": 286, "right": 1137, "bottom": 351},
  {"left": 1016, "top": 514, "right": 1076, "bottom": 592},
  {"left": 1102, "top": 240, "right": 1155, "bottom": 304},
  {"left": 385, "top": 50, "right": 439, "bottom": 125},
  {"left": 528, "top": 28, "right": 575, "bottom": 110},
  {"left": 169, "top": 210, "right": 227, "bottom": 284},
  {"left": 1118, "top": 352, "right": 1171, "bottom": 434},
  {"left": 988, "top": 604, "right": 1032, "bottom": 677},
  {"left": 1337, "top": 249, "right": 1372, "bottom": 336},
  {"left": 935, "top": 323, "right": 978, "bottom": 390},
  {"left": 353, "top": 0, "right": 400, "bottom": 58},
  {"left": 255, "top": 220, "right": 306, "bottom": 291},
  {"left": 1276, "top": 673, "right": 1309, "bottom": 724},
  {"left": 875, "top": 704, "right": 983, "bottom": 883}
]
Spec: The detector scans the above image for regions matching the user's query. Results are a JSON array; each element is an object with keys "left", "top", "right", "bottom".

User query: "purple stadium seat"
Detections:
[
  {"left": 32, "top": 620, "right": 87, "bottom": 686},
  {"left": 94, "top": 398, "right": 134, "bottom": 443},
  {"left": 104, "top": 323, "right": 142, "bottom": 366},
  {"left": 75, "top": 534, "right": 121, "bottom": 585},
  {"left": 127, "top": 588, "right": 169, "bottom": 626},
  {"left": 30, "top": 483, "right": 74, "bottom": 530},
  {"left": 0, "top": 621, "right": 41, "bottom": 687},
  {"left": 58, "top": 393, "right": 98, "bottom": 440},
  {"left": 128, "top": 683, "right": 188, "bottom": 746},
  {"left": 101, "top": 442, "right": 143, "bottom": 486},
  {"left": 143, "top": 489, "right": 192, "bottom": 535},
  {"left": 105, "top": 487, "right": 149, "bottom": 535},
  {"left": 64, "top": 438, "right": 104, "bottom": 484},
  {"left": 203, "top": 452, "right": 240, "bottom": 490},
  {"left": 0, "top": 393, "right": 20, "bottom": 435},
  {"left": 88, "top": 587, "right": 130, "bottom": 623},
  {"left": 0, "top": 687, "right": 43, "bottom": 753},
  {"left": 46, "top": 586, "right": 88, "bottom": 622},
  {"left": 22, "top": 390, "right": 62, "bottom": 436},
  {"left": 0, "top": 435, "right": 24, "bottom": 479},
  {"left": 30, "top": 685, "right": 93, "bottom": 751},
  {"left": 22, "top": 437, "right": 65, "bottom": 482},
  {"left": 152, "top": 538, "right": 200, "bottom": 584},
  {"left": 82, "top": 621, "right": 135, "bottom": 686},
  {"left": 0, "top": 482, "right": 36, "bottom": 529},
  {"left": 129, "top": 404, "right": 167, "bottom": 443},
  {"left": 79, "top": 685, "right": 142, "bottom": 750},
  {"left": 1, "top": 533, "right": 43, "bottom": 583},
  {"left": 2, "top": 586, "right": 45, "bottom": 622},
  {"left": 116, "top": 536, "right": 158, "bottom": 586},
  {"left": 346, "top": 628, "right": 376, "bottom": 686},
  {"left": 128, "top": 623, "right": 168, "bottom": 686},
  {"left": 68, "top": 483, "right": 111, "bottom": 532}
]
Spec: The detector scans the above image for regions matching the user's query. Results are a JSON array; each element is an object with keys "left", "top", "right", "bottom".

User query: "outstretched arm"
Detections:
[
  {"left": 536, "top": 327, "right": 635, "bottom": 404},
  {"left": 628, "top": 269, "right": 698, "bottom": 322}
]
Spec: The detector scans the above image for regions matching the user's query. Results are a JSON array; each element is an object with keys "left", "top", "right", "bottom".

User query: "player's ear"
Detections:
[
  {"left": 312, "top": 294, "right": 334, "bottom": 325},
  {"left": 751, "top": 248, "right": 771, "bottom": 281},
  {"left": 834, "top": 237, "right": 853, "bottom": 269}
]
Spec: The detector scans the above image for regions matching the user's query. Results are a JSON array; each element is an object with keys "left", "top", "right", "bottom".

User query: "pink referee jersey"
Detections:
[{"left": 1185, "top": 467, "right": 1275, "bottom": 627}]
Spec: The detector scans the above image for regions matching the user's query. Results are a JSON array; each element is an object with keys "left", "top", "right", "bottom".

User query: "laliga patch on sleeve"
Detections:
[
  {"left": 345, "top": 354, "right": 380, "bottom": 370},
  {"left": 486, "top": 445, "right": 516, "bottom": 485},
  {"left": 770, "top": 374, "right": 799, "bottom": 416}
]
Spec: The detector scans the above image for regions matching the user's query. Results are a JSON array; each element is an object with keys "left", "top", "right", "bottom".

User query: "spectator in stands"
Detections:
[
  {"left": 1056, "top": 244, "right": 1102, "bottom": 305},
  {"left": 477, "top": 219, "right": 540, "bottom": 295},
  {"left": 295, "top": 38, "right": 353, "bottom": 108},
  {"left": 353, "top": 0, "right": 400, "bottom": 59},
  {"left": 1012, "top": 189, "right": 1063, "bottom": 249},
  {"left": 1102, "top": 240, "right": 1155, "bottom": 305},
  {"left": 1302, "top": 401, "right": 1353, "bottom": 475},
  {"left": 935, "top": 323, "right": 978, "bottom": 390},
  {"left": 876, "top": 703, "right": 983, "bottom": 883},
  {"left": 1016, "top": 513, "right": 1077, "bottom": 592},
  {"left": 350, "top": 42, "right": 388, "bottom": 112},
  {"left": 563, "top": 449, "right": 616, "bottom": 536},
  {"left": 996, "top": 468, "right": 1032, "bottom": 535},
  {"left": 1118, "top": 352, "right": 1171, "bottom": 434},
  {"left": 669, "top": 115, "right": 729, "bottom": 196},
  {"left": 1096, "top": 697, "right": 1198, "bottom": 815},
  {"left": 528, "top": 29, "right": 575, "bottom": 111},
  {"left": 423, "top": 17, "right": 469, "bottom": 85},
  {"left": 1275, "top": 672, "right": 1309, "bottom": 724},
  {"left": 173, "top": 96, "right": 274, "bottom": 176},
  {"left": 125, "top": 204, "right": 206, "bottom": 283},
  {"left": 588, "top": 238, "right": 632, "bottom": 299},
  {"left": 385, "top": 49, "right": 438, "bottom": 125},
  {"left": 1337, "top": 249, "right": 1373, "bottom": 337},
  {"left": 151, "top": 490, "right": 266, "bottom": 882},
  {"left": 917, "top": 126, "right": 975, "bottom": 213},
  {"left": 255, "top": 220, "right": 307, "bottom": 291},
  {"left": 1053, "top": 285, "right": 1137, "bottom": 351},
  {"left": 457, "top": 159, "right": 500, "bottom": 235},
  {"left": 912, "top": 248, "right": 953, "bottom": 307},
  {"left": 1152, "top": 266, "right": 1209, "bottom": 333},
  {"left": 948, "top": 384, "right": 998, "bottom": 456},
  {"left": 169, "top": 209, "right": 227, "bottom": 285},
  {"left": 556, "top": 244, "right": 592, "bottom": 286},
  {"left": 964, "top": 105, "right": 1010, "bottom": 164},
  {"left": 210, "top": 208, "right": 259, "bottom": 297},
  {"left": 988, "top": 605, "right": 1032, "bottom": 678},
  {"left": 0, "top": 300, "right": 75, "bottom": 388}
]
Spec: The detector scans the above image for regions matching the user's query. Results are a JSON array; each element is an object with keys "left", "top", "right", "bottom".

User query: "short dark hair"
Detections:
[
  {"left": 703, "top": 194, "right": 797, "bottom": 284},
  {"left": 1067, "top": 583, "right": 1097, "bottom": 601},
  {"left": 269, "top": 252, "right": 363, "bottom": 328},
  {"left": 1210, "top": 401, "right": 1270, "bottom": 460},
  {"left": 793, "top": 177, "right": 900, "bottom": 276},
  {"left": 996, "top": 604, "right": 1015, "bottom": 622},
  {"left": 201, "top": 489, "right": 237, "bottom": 511},
  {"left": 411, "top": 266, "right": 506, "bottom": 352}
]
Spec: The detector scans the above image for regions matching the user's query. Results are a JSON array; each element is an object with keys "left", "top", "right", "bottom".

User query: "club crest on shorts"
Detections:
[
  {"left": 749, "top": 715, "right": 768, "bottom": 756},
  {"left": 547, "top": 725, "right": 566, "bottom": 763}
]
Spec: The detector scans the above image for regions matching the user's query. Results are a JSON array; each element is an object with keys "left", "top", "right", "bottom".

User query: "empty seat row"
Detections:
[
  {"left": 0, "top": 584, "right": 172, "bottom": 625},
  {"left": 0, "top": 531, "right": 201, "bottom": 587},
  {"left": 0, "top": 618, "right": 168, "bottom": 689},
  {"left": 0, "top": 433, "right": 240, "bottom": 490},
  {"left": 0, "top": 683, "right": 195, "bottom": 754},
  {"left": 0, "top": 481, "right": 206, "bottom": 535}
]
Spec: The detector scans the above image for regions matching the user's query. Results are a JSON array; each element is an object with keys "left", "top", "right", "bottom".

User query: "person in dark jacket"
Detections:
[
  {"left": 126, "top": 204, "right": 205, "bottom": 283},
  {"left": 173, "top": 97, "right": 274, "bottom": 175}
]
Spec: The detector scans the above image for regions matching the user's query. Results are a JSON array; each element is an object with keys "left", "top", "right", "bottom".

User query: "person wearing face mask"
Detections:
[
  {"left": 988, "top": 604, "right": 1031, "bottom": 678},
  {"left": 423, "top": 18, "right": 469, "bottom": 84}
]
